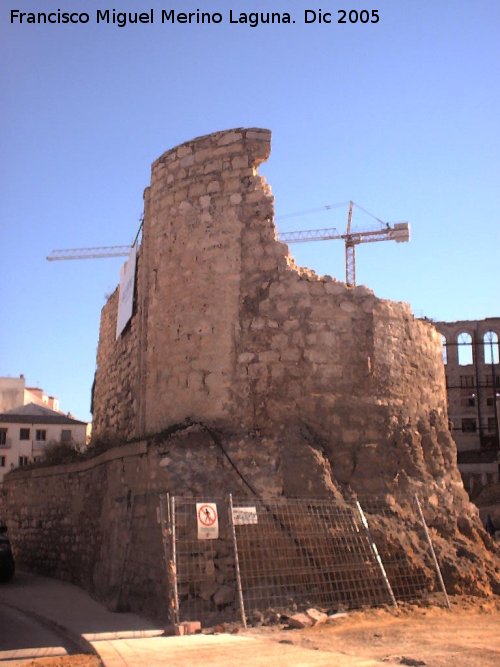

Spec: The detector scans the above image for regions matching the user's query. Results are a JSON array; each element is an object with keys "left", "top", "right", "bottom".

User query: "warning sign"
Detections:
[
  {"left": 232, "top": 506, "right": 258, "bottom": 525},
  {"left": 196, "top": 502, "right": 219, "bottom": 540}
]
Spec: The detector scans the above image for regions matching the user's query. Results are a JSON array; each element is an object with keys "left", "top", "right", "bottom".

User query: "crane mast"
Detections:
[
  {"left": 346, "top": 200, "right": 355, "bottom": 287},
  {"left": 46, "top": 201, "right": 410, "bottom": 287}
]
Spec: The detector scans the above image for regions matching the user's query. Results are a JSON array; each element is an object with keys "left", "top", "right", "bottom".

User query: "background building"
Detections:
[
  {"left": 0, "top": 376, "right": 59, "bottom": 412},
  {"left": 435, "top": 317, "right": 500, "bottom": 494},
  {"left": 0, "top": 403, "right": 87, "bottom": 483},
  {"left": 0, "top": 377, "right": 88, "bottom": 484}
]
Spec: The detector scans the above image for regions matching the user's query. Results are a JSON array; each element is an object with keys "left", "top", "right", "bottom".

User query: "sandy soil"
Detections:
[
  {"left": 21, "top": 598, "right": 500, "bottom": 667},
  {"left": 244, "top": 597, "right": 500, "bottom": 666},
  {"left": 22, "top": 657, "right": 100, "bottom": 667}
]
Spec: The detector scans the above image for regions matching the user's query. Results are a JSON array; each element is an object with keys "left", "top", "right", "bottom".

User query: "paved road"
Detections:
[
  {"left": 93, "top": 634, "right": 384, "bottom": 667},
  {"left": 1, "top": 572, "right": 385, "bottom": 667},
  {"left": 0, "top": 602, "right": 78, "bottom": 661}
]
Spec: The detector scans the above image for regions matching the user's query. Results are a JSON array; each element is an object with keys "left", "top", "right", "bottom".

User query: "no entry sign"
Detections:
[{"left": 196, "top": 502, "right": 219, "bottom": 540}]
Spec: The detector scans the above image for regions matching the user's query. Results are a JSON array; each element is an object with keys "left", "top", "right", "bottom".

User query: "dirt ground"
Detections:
[
  {"left": 22, "top": 597, "right": 500, "bottom": 667},
  {"left": 243, "top": 597, "right": 500, "bottom": 666},
  {"left": 22, "top": 657, "right": 100, "bottom": 667}
]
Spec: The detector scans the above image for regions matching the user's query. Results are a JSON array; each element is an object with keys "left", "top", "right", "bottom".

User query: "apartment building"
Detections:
[
  {"left": 435, "top": 317, "right": 499, "bottom": 493},
  {"left": 0, "top": 375, "right": 59, "bottom": 412},
  {"left": 0, "top": 403, "right": 87, "bottom": 483}
]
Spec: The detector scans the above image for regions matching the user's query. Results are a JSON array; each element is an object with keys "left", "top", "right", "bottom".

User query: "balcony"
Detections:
[{"left": 0, "top": 438, "right": 12, "bottom": 449}]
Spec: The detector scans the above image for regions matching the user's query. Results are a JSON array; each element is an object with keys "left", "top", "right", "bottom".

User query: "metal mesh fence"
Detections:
[
  {"left": 354, "top": 497, "right": 444, "bottom": 605},
  {"left": 164, "top": 495, "right": 449, "bottom": 625},
  {"left": 166, "top": 497, "right": 239, "bottom": 625},
  {"left": 231, "top": 497, "right": 394, "bottom": 615}
]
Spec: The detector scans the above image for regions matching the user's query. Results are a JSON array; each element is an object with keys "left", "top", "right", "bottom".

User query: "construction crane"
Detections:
[
  {"left": 279, "top": 202, "right": 410, "bottom": 286},
  {"left": 46, "top": 245, "right": 135, "bottom": 261},
  {"left": 46, "top": 201, "right": 410, "bottom": 287}
]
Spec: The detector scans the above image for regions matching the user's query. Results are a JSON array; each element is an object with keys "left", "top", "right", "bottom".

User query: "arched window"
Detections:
[
  {"left": 484, "top": 331, "right": 499, "bottom": 365},
  {"left": 457, "top": 332, "right": 473, "bottom": 366},
  {"left": 441, "top": 335, "right": 447, "bottom": 365}
]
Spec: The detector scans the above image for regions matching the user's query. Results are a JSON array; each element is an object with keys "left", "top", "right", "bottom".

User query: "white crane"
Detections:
[{"left": 47, "top": 201, "right": 410, "bottom": 287}]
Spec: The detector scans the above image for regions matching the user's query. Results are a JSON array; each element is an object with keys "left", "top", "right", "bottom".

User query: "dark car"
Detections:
[{"left": 0, "top": 523, "right": 15, "bottom": 582}]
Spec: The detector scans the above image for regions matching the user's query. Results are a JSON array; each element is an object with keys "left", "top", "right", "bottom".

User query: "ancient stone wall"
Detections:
[
  {"left": 2, "top": 443, "right": 168, "bottom": 619},
  {"left": 90, "top": 128, "right": 464, "bottom": 504},
  {"left": 3, "top": 420, "right": 499, "bottom": 622},
  {"left": 93, "top": 129, "right": 275, "bottom": 440},
  {"left": 92, "top": 128, "right": 449, "bottom": 452},
  {"left": 1, "top": 428, "right": 329, "bottom": 619},
  {"left": 91, "top": 279, "right": 141, "bottom": 443},
  {"left": 4, "top": 129, "right": 498, "bottom": 620},
  {"left": 140, "top": 129, "right": 274, "bottom": 433}
]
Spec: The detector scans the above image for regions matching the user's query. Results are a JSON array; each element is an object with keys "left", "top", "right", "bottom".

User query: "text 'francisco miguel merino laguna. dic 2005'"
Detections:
[{"left": 10, "top": 8, "right": 382, "bottom": 28}]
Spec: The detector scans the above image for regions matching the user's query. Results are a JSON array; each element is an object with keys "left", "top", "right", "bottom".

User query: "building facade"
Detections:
[
  {"left": 435, "top": 317, "right": 500, "bottom": 493},
  {"left": 0, "top": 376, "right": 59, "bottom": 413},
  {"left": 0, "top": 403, "right": 87, "bottom": 484}
]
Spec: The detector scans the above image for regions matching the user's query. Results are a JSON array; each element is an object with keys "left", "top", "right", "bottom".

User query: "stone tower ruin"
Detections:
[
  {"left": 91, "top": 128, "right": 462, "bottom": 496},
  {"left": 4, "top": 129, "right": 498, "bottom": 623},
  {"left": 88, "top": 128, "right": 498, "bottom": 597},
  {"left": 93, "top": 128, "right": 446, "bottom": 451}
]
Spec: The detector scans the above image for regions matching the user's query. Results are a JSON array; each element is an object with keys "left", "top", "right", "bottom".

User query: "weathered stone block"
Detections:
[
  {"left": 286, "top": 613, "right": 314, "bottom": 629},
  {"left": 304, "top": 349, "right": 328, "bottom": 364},
  {"left": 306, "top": 608, "right": 328, "bottom": 625},
  {"left": 217, "top": 131, "right": 242, "bottom": 146}
]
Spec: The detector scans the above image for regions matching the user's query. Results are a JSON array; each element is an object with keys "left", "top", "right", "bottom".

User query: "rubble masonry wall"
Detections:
[
  {"left": 3, "top": 129, "right": 499, "bottom": 617},
  {"left": 91, "top": 128, "right": 450, "bottom": 460}
]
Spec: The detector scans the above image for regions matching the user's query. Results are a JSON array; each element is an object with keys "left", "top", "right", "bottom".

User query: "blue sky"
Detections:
[{"left": 1, "top": 0, "right": 499, "bottom": 422}]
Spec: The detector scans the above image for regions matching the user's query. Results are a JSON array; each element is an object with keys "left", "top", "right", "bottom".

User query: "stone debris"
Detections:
[
  {"left": 284, "top": 613, "right": 314, "bottom": 629},
  {"left": 283, "top": 608, "right": 329, "bottom": 629},
  {"left": 382, "top": 657, "right": 427, "bottom": 666},
  {"left": 204, "top": 622, "right": 240, "bottom": 635},
  {"left": 325, "top": 612, "right": 349, "bottom": 623},
  {"left": 305, "top": 608, "right": 329, "bottom": 626},
  {"left": 173, "top": 620, "right": 203, "bottom": 635}
]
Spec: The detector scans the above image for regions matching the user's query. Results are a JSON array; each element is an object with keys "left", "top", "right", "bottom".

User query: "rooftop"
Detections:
[{"left": 0, "top": 403, "right": 87, "bottom": 426}]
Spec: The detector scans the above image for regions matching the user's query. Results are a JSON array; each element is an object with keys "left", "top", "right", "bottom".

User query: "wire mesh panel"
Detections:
[
  {"left": 355, "top": 496, "right": 448, "bottom": 606},
  {"left": 171, "top": 497, "right": 239, "bottom": 624},
  {"left": 231, "top": 497, "right": 394, "bottom": 615},
  {"left": 169, "top": 495, "right": 449, "bottom": 625}
]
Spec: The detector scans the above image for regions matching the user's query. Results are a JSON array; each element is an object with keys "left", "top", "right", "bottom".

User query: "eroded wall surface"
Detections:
[
  {"left": 3, "top": 419, "right": 499, "bottom": 621},
  {"left": 91, "top": 128, "right": 467, "bottom": 509},
  {"left": 2, "top": 443, "right": 168, "bottom": 619},
  {"left": 92, "top": 128, "right": 449, "bottom": 454},
  {"left": 4, "top": 129, "right": 498, "bottom": 618}
]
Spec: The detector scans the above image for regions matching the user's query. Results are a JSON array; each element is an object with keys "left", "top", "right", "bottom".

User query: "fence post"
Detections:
[
  {"left": 228, "top": 494, "right": 247, "bottom": 628},
  {"left": 355, "top": 501, "right": 398, "bottom": 608},
  {"left": 158, "top": 493, "right": 178, "bottom": 626},
  {"left": 414, "top": 495, "right": 451, "bottom": 609},
  {"left": 170, "top": 495, "right": 180, "bottom": 623}
]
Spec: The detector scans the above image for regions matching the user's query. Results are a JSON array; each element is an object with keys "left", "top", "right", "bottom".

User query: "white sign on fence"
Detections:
[
  {"left": 116, "top": 244, "right": 137, "bottom": 339},
  {"left": 232, "top": 506, "right": 258, "bottom": 525},
  {"left": 196, "top": 502, "right": 219, "bottom": 540}
]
